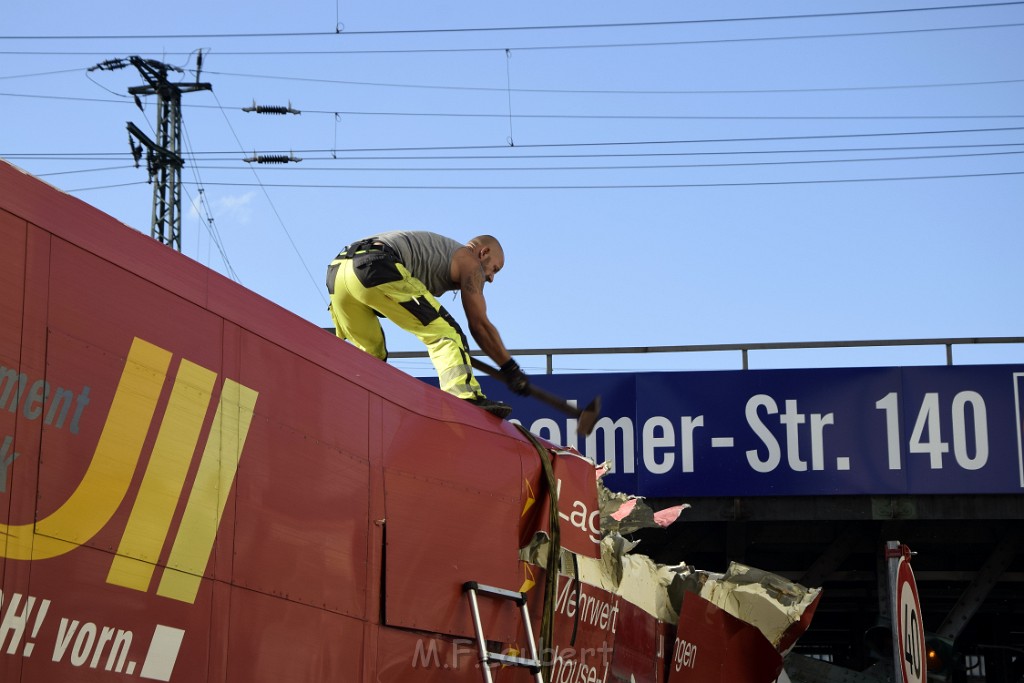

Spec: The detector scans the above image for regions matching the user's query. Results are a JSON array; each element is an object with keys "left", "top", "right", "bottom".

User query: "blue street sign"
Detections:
[{"left": 477, "top": 365, "right": 1024, "bottom": 497}]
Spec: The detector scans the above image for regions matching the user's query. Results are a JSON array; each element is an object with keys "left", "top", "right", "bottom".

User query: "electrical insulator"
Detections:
[
  {"left": 243, "top": 152, "right": 302, "bottom": 164},
  {"left": 242, "top": 100, "right": 301, "bottom": 115}
]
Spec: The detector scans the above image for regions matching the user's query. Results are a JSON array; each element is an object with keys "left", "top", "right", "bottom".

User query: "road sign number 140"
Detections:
[{"left": 875, "top": 391, "right": 989, "bottom": 471}]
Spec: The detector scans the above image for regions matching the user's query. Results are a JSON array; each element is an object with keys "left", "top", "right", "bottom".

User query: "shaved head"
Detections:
[
  {"left": 467, "top": 234, "right": 501, "bottom": 252},
  {"left": 465, "top": 234, "right": 505, "bottom": 283}
]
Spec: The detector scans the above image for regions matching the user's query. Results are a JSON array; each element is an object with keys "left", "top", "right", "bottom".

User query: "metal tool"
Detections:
[{"left": 470, "top": 357, "right": 602, "bottom": 436}]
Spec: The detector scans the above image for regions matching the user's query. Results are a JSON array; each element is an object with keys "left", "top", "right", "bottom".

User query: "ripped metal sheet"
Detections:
[
  {"left": 677, "top": 562, "right": 823, "bottom": 652},
  {"left": 519, "top": 473, "right": 821, "bottom": 683}
]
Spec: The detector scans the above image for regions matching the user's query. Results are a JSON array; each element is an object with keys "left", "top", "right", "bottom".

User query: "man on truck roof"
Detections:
[{"left": 326, "top": 231, "right": 530, "bottom": 418}]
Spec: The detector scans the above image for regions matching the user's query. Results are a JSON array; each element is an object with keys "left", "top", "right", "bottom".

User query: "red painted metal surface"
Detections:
[
  {"left": 521, "top": 449, "right": 602, "bottom": 560},
  {"left": 2, "top": 159, "right": 536, "bottom": 681},
  {"left": 668, "top": 594, "right": 783, "bottom": 683},
  {"left": 612, "top": 599, "right": 660, "bottom": 683},
  {"left": 382, "top": 403, "right": 526, "bottom": 640},
  {"left": 0, "top": 160, "right": 814, "bottom": 682}
]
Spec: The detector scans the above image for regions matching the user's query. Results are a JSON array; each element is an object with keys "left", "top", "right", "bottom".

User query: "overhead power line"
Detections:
[
  {"left": 8, "top": 69, "right": 1024, "bottom": 97},
  {"left": 158, "top": 169, "right": 1024, "bottom": 191},
  {"left": 257, "top": 109, "right": 1024, "bottom": 122},
  {"left": 15, "top": 141, "right": 1024, "bottom": 165},
  {"left": 0, "top": 68, "right": 85, "bottom": 79},
  {"left": 3, "top": 19, "right": 1024, "bottom": 54},
  {"left": 8, "top": 124, "right": 1024, "bottom": 160},
  {"left": 180, "top": 122, "right": 239, "bottom": 281},
  {"left": 63, "top": 171, "right": 1024, "bottom": 192},
  {"left": 7, "top": 87, "right": 1024, "bottom": 121},
  {"left": 198, "top": 70, "right": 1024, "bottom": 95},
  {"left": 169, "top": 148, "right": 1024, "bottom": 169},
  {"left": 206, "top": 90, "right": 326, "bottom": 307},
  {"left": 27, "top": 147, "right": 1024, "bottom": 176},
  {"left": 4, "top": 2, "right": 1024, "bottom": 40}
]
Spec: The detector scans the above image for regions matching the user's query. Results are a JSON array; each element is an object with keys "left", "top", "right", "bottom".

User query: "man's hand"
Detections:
[{"left": 499, "top": 359, "right": 531, "bottom": 396}]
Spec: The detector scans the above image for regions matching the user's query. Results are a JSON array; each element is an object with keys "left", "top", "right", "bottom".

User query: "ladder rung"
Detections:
[
  {"left": 463, "top": 581, "right": 527, "bottom": 605},
  {"left": 484, "top": 651, "right": 541, "bottom": 671},
  {"left": 464, "top": 580, "right": 543, "bottom": 683}
]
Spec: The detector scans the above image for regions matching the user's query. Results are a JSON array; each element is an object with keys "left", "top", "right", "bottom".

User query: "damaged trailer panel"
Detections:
[{"left": 0, "top": 159, "right": 818, "bottom": 682}]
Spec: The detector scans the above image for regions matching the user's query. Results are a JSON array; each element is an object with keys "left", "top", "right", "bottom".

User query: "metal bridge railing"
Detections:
[{"left": 388, "top": 336, "right": 1024, "bottom": 374}]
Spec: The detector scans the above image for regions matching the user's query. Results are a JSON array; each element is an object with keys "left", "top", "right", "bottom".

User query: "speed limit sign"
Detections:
[{"left": 888, "top": 542, "right": 925, "bottom": 683}]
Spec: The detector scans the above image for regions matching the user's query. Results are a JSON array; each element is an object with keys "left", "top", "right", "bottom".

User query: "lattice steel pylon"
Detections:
[{"left": 122, "top": 56, "right": 211, "bottom": 251}]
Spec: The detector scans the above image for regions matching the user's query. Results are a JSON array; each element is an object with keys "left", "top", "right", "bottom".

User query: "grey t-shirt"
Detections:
[{"left": 373, "top": 231, "right": 462, "bottom": 297}]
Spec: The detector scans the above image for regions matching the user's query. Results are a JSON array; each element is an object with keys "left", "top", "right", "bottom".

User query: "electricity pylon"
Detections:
[{"left": 92, "top": 55, "right": 211, "bottom": 251}]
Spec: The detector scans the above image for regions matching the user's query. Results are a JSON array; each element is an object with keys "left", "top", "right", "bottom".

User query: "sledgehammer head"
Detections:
[{"left": 577, "top": 395, "right": 602, "bottom": 437}]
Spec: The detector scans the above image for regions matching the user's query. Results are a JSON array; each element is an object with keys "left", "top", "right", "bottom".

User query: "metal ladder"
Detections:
[{"left": 463, "top": 582, "right": 544, "bottom": 683}]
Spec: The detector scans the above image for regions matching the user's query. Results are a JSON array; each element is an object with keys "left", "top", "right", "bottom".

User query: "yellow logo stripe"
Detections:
[
  {"left": 106, "top": 359, "right": 217, "bottom": 591},
  {"left": 521, "top": 477, "right": 536, "bottom": 518},
  {"left": 0, "top": 338, "right": 170, "bottom": 560},
  {"left": 157, "top": 378, "right": 258, "bottom": 603},
  {"left": 519, "top": 563, "right": 536, "bottom": 594}
]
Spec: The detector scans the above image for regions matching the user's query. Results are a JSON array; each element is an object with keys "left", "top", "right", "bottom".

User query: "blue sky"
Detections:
[{"left": 2, "top": 1, "right": 1022, "bottom": 377}]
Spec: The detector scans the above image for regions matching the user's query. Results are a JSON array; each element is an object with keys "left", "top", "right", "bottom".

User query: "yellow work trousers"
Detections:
[{"left": 327, "top": 256, "right": 485, "bottom": 400}]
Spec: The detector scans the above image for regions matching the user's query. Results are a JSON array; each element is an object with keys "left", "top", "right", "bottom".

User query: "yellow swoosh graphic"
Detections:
[{"left": 1, "top": 338, "right": 170, "bottom": 560}]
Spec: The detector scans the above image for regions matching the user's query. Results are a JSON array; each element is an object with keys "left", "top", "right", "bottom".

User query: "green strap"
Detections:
[{"left": 516, "top": 424, "right": 559, "bottom": 683}]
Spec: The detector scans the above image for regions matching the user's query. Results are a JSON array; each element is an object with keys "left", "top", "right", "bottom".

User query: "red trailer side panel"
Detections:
[
  {"left": 0, "top": 160, "right": 557, "bottom": 682},
  {"left": 668, "top": 593, "right": 784, "bottom": 683},
  {"left": 381, "top": 404, "right": 526, "bottom": 640},
  {"left": 1, "top": 160, "right": 816, "bottom": 683}
]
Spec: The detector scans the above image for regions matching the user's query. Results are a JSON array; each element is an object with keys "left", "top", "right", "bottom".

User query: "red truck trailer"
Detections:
[{"left": 0, "top": 160, "right": 817, "bottom": 682}]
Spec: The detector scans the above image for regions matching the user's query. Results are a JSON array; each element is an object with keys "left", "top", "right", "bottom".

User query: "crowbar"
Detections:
[{"left": 470, "top": 357, "right": 602, "bottom": 436}]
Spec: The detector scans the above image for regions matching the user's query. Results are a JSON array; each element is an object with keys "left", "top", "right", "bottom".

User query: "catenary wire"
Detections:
[
  {"left": 158, "top": 169, "right": 1024, "bottom": 190},
  {"left": 11, "top": 125, "right": 1024, "bottom": 159},
  {"left": 18, "top": 141, "right": 1024, "bottom": 165},
  {"left": 8, "top": 87, "right": 1024, "bottom": 117},
  {"left": 4, "top": 2, "right": 1024, "bottom": 39},
  {"left": 206, "top": 90, "right": 327, "bottom": 306},
  {"left": 197, "top": 69, "right": 1024, "bottom": 95},
  {"left": 3, "top": 20, "right": 1024, "bottom": 54},
  {"left": 33, "top": 147, "right": 1024, "bottom": 175},
  {"left": 63, "top": 168, "right": 1024, "bottom": 191},
  {"left": 180, "top": 121, "right": 240, "bottom": 280},
  {"left": 192, "top": 21, "right": 1024, "bottom": 54}
]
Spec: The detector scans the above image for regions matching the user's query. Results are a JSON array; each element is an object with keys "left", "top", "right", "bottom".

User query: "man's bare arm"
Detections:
[{"left": 457, "top": 255, "right": 513, "bottom": 366}]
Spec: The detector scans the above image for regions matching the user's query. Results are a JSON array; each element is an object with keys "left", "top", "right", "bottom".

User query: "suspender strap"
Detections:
[{"left": 337, "top": 238, "right": 401, "bottom": 262}]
